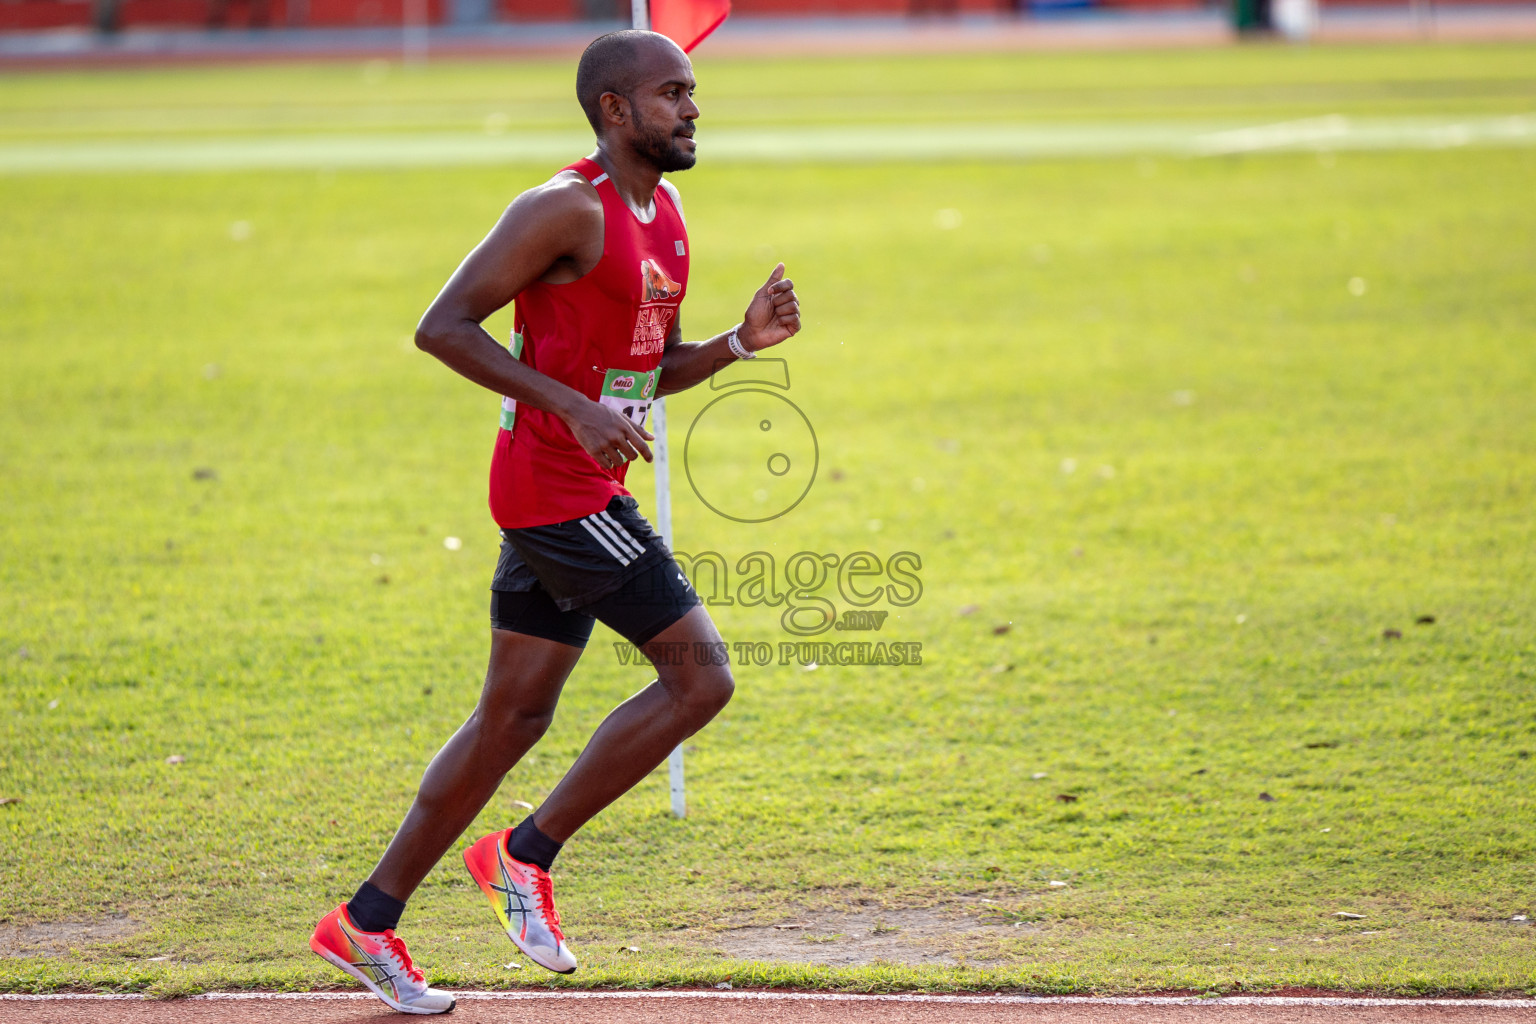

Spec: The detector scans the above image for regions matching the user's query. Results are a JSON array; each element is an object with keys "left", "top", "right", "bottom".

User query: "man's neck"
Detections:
[{"left": 590, "top": 144, "right": 662, "bottom": 214}]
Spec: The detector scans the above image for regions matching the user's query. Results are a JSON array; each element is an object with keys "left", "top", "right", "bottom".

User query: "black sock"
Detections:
[
  {"left": 347, "top": 880, "right": 405, "bottom": 934},
  {"left": 505, "top": 814, "right": 563, "bottom": 871}
]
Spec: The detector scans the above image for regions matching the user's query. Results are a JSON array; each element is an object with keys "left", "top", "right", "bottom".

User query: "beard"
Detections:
[{"left": 631, "top": 108, "right": 696, "bottom": 173}]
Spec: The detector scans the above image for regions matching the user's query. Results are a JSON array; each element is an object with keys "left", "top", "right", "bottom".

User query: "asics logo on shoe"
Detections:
[
  {"left": 491, "top": 855, "right": 534, "bottom": 938},
  {"left": 349, "top": 948, "right": 398, "bottom": 992},
  {"left": 338, "top": 922, "right": 400, "bottom": 997}
]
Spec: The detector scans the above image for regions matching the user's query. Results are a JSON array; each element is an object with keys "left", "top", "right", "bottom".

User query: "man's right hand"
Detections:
[{"left": 564, "top": 400, "right": 655, "bottom": 468}]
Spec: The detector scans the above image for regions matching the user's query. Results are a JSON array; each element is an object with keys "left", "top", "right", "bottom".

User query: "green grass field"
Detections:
[{"left": 1, "top": 42, "right": 1535, "bottom": 997}]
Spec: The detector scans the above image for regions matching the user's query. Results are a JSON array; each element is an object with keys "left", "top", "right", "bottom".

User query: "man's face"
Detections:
[{"left": 626, "top": 44, "right": 699, "bottom": 173}]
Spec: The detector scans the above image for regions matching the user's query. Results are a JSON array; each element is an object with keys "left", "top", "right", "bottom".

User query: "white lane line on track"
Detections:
[
  {"left": 1193, "top": 114, "right": 1354, "bottom": 154},
  {"left": 6, "top": 992, "right": 1536, "bottom": 1007},
  {"left": 1, "top": 114, "right": 1533, "bottom": 174}
]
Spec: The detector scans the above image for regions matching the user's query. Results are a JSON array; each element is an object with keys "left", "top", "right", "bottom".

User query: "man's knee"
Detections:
[
  {"left": 474, "top": 702, "right": 555, "bottom": 748},
  {"left": 701, "top": 669, "right": 734, "bottom": 715},
  {"left": 662, "top": 664, "right": 734, "bottom": 719}
]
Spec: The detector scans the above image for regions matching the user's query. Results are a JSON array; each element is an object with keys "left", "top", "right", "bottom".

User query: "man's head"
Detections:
[{"left": 576, "top": 30, "right": 699, "bottom": 173}]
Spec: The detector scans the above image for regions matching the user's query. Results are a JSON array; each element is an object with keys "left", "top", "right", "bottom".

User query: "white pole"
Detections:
[
  {"left": 633, "top": 0, "right": 649, "bottom": 30},
  {"left": 653, "top": 397, "right": 685, "bottom": 818}
]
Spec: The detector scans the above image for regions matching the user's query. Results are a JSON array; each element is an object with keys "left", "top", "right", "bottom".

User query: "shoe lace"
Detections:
[
  {"left": 381, "top": 930, "right": 425, "bottom": 984},
  {"left": 531, "top": 870, "right": 566, "bottom": 942}
]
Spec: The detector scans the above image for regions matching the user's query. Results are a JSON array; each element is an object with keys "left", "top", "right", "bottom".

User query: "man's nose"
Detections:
[{"left": 682, "top": 96, "right": 700, "bottom": 120}]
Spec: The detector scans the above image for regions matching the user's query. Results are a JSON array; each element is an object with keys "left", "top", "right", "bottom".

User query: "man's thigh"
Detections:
[{"left": 480, "top": 624, "right": 586, "bottom": 717}]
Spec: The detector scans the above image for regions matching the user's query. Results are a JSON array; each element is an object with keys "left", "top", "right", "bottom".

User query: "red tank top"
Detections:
[{"left": 488, "top": 158, "right": 690, "bottom": 529}]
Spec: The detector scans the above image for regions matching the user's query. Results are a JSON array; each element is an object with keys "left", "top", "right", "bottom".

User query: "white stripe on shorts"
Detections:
[
  {"left": 597, "top": 510, "right": 647, "bottom": 559},
  {"left": 579, "top": 518, "right": 633, "bottom": 565}
]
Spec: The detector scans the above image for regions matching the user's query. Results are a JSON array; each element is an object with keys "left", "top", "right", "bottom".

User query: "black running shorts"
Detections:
[{"left": 489, "top": 495, "right": 701, "bottom": 649}]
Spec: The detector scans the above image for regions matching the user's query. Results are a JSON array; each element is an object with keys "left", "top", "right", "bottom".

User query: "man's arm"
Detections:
[
  {"left": 415, "top": 175, "right": 657, "bottom": 466},
  {"left": 656, "top": 263, "right": 801, "bottom": 396}
]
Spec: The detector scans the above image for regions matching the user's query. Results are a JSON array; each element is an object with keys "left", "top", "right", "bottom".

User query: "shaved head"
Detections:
[{"left": 576, "top": 30, "right": 684, "bottom": 136}]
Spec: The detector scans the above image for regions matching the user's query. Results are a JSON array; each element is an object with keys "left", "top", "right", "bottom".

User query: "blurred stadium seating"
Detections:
[{"left": 2, "top": 0, "right": 1522, "bottom": 34}]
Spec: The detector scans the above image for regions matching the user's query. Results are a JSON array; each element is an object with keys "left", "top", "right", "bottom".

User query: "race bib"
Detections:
[
  {"left": 598, "top": 367, "right": 660, "bottom": 429},
  {"left": 498, "top": 331, "right": 525, "bottom": 432}
]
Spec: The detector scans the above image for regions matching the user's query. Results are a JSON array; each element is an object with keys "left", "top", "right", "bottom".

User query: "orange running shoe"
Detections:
[
  {"left": 309, "top": 903, "right": 456, "bottom": 1015},
  {"left": 463, "top": 828, "right": 578, "bottom": 974}
]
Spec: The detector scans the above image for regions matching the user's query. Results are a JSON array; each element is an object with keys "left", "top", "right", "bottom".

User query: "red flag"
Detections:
[{"left": 650, "top": 0, "right": 730, "bottom": 52}]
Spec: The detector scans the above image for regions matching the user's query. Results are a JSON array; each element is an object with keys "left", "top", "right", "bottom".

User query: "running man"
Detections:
[{"left": 308, "top": 30, "right": 802, "bottom": 1014}]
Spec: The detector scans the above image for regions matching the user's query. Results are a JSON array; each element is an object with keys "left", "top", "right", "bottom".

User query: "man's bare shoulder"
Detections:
[{"left": 505, "top": 169, "right": 603, "bottom": 230}]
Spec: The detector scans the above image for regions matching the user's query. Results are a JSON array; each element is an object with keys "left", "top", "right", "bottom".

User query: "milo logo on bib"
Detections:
[{"left": 598, "top": 367, "right": 660, "bottom": 429}]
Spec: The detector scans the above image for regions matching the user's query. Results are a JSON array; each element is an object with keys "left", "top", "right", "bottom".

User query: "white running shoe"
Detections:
[
  {"left": 463, "top": 828, "right": 578, "bottom": 974},
  {"left": 309, "top": 903, "right": 456, "bottom": 1014}
]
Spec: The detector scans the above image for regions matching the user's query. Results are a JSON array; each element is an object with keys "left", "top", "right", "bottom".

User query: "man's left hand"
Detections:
[{"left": 738, "top": 263, "right": 801, "bottom": 353}]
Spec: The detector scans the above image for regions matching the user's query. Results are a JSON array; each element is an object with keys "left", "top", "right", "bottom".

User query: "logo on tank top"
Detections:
[
  {"left": 633, "top": 259, "right": 683, "bottom": 357},
  {"left": 640, "top": 259, "right": 683, "bottom": 303}
]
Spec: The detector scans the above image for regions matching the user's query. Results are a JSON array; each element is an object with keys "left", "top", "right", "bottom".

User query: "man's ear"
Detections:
[{"left": 598, "top": 90, "right": 630, "bottom": 130}]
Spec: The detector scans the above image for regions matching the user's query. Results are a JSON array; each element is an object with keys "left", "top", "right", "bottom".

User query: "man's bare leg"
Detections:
[
  {"left": 531, "top": 605, "right": 733, "bottom": 842},
  {"left": 365, "top": 628, "right": 584, "bottom": 902}
]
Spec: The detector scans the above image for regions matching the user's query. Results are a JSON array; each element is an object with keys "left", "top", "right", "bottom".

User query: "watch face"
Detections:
[{"left": 684, "top": 387, "right": 818, "bottom": 524}]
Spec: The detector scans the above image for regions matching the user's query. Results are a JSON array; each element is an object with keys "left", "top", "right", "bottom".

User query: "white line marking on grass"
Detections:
[
  {"left": 1194, "top": 114, "right": 1353, "bottom": 154},
  {"left": 6, "top": 992, "right": 1536, "bottom": 1007},
  {"left": 1, "top": 114, "right": 1533, "bottom": 174}
]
